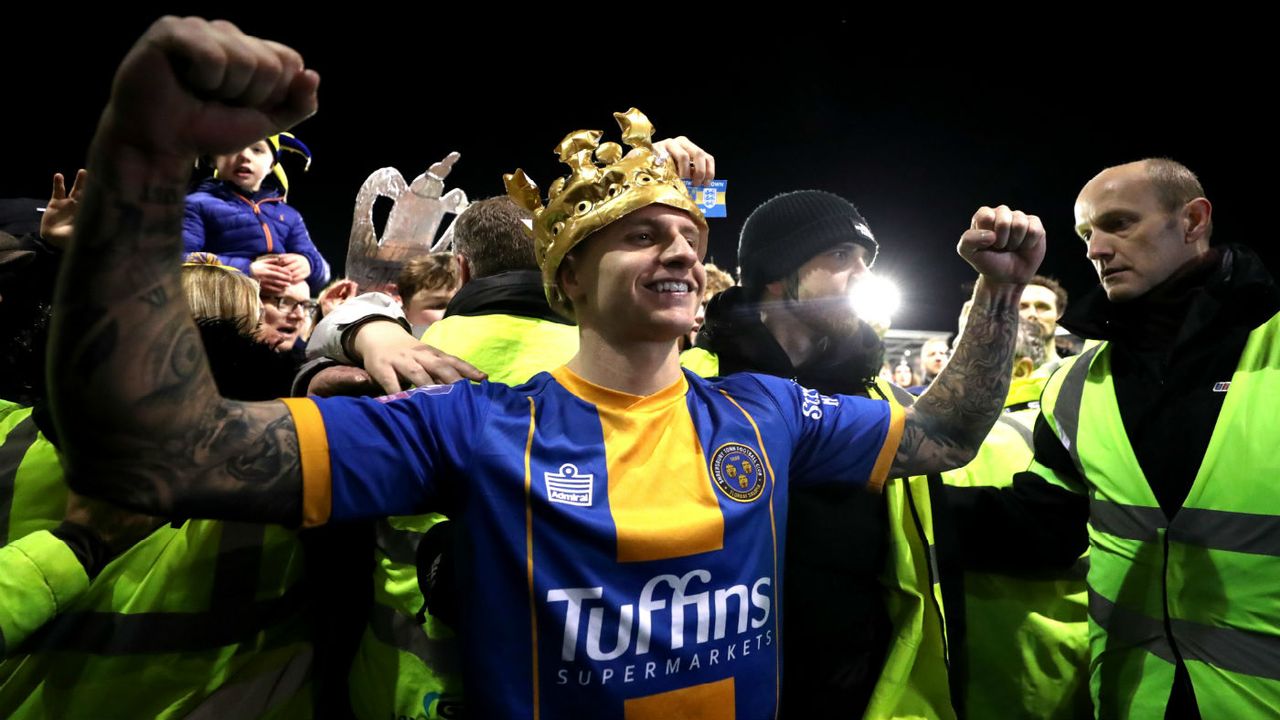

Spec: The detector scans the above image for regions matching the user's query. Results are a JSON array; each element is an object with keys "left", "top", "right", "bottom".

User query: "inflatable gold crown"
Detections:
[{"left": 503, "top": 108, "right": 707, "bottom": 319}]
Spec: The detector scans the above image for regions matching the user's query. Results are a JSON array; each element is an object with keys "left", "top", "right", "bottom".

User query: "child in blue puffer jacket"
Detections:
[{"left": 183, "top": 133, "right": 330, "bottom": 295}]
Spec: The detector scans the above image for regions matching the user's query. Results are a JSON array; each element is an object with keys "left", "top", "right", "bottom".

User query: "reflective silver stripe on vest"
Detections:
[
  {"left": 1088, "top": 499, "right": 1166, "bottom": 542},
  {"left": 23, "top": 522, "right": 302, "bottom": 654},
  {"left": 376, "top": 520, "right": 424, "bottom": 567},
  {"left": 1089, "top": 586, "right": 1280, "bottom": 680},
  {"left": 996, "top": 413, "right": 1033, "bottom": 451},
  {"left": 1168, "top": 508, "right": 1280, "bottom": 557},
  {"left": 1087, "top": 586, "right": 1175, "bottom": 664},
  {"left": 1090, "top": 499, "right": 1280, "bottom": 557},
  {"left": 0, "top": 415, "right": 38, "bottom": 546},
  {"left": 24, "top": 588, "right": 305, "bottom": 654},
  {"left": 185, "top": 644, "right": 313, "bottom": 719},
  {"left": 1171, "top": 616, "right": 1280, "bottom": 681},
  {"left": 368, "top": 602, "right": 461, "bottom": 675},
  {"left": 1050, "top": 344, "right": 1103, "bottom": 479}
]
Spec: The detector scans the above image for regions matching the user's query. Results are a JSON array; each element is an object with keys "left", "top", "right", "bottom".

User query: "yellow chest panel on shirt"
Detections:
[{"left": 552, "top": 368, "right": 724, "bottom": 563}]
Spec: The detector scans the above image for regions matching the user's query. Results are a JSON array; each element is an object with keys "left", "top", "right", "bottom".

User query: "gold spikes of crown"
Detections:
[{"left": 503, "top": 108, "right": 707, "bottom": 320}]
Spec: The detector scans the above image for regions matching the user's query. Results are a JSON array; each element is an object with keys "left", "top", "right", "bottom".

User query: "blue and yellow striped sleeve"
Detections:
[
  {"left": 283, "top": 382, "right": 489, "bottom": 526},
  {"left": 868, "top": 400, "right": 905, "bottom": 491},
  {"left": 754, "top": 375, "right": 903, "bottom": 493},
  {"left": 282, "top": 398, "right": 332, "bottom": 527}
]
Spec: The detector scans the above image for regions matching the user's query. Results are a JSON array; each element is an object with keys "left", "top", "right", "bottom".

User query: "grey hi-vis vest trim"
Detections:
[
  {"left": 0, "top": 415, "right": 39, "bottom": 545},
  {"left": 22, "top": 523, "right": 303, "bottom": 655}
]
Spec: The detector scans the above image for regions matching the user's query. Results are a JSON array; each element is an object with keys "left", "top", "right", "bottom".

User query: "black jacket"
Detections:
[{"left": 442, "top": 269, "right": 569, "bottom": 323}]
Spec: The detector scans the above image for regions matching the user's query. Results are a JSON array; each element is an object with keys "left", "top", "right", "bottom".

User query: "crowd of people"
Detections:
[{"left": 0, "top": 16, "right": 1274, "bottom": 720}]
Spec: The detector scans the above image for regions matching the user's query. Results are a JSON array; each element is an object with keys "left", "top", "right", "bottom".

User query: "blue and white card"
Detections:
[{"left": 683, "top": 179, "right": 727, "bottom": 217}]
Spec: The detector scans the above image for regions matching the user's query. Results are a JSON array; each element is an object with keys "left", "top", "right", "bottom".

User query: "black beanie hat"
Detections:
[{"left": 738, "top": 190, "right": 878, "bottom": 297}]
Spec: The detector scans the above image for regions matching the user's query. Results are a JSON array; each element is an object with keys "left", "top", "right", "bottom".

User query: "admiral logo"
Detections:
[
  {"left": 710, "top": 443, "right": 766, "bottom": 503},
  {"left": 801, "top": 386, "right": 840, "bottom": 420},
  {"left": 1213, "top": 382, "right": 1231, "bottom": 393},
  {"left": 545, "top": 463, "right": 594, "bottom": 507}
]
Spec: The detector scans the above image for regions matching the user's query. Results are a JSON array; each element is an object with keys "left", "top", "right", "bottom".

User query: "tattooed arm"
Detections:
[
  {"left": 889, "top": 205, "right": 1046, "bottom": 477},
  {"left": 47, "top": 18, "right": 320, "bottom": 523}
]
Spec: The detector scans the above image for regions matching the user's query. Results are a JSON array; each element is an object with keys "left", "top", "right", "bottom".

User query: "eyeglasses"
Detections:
[{"left": 264, "top": 295, "right": 316, "bottom": 314}]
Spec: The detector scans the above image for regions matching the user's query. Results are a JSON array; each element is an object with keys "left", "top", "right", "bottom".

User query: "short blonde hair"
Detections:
[{"left": 181, "top": 258, "right": 262, "bottom": 332}]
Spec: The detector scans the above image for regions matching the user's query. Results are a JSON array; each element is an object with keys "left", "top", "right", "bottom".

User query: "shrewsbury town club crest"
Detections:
[{"left": 710, "top": 443, "right": 767, "bottom": 502}]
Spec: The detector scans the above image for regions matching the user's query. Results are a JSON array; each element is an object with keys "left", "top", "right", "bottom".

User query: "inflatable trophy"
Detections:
[{"left": 345, "top": 152, "right": 469, "bottom": 293}]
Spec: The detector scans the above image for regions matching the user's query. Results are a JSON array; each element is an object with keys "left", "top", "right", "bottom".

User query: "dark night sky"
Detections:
[{"left": 7, "top": 11, "right": 1272, "bottom": 332}]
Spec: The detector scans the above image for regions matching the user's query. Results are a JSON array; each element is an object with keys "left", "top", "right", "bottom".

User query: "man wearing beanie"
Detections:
[{"left": 687, "top": 190, "right": 959, "bottom": 719}]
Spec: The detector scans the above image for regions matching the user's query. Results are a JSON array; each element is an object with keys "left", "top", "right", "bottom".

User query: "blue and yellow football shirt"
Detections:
[{"left": 285, "top": 366, "right": 903, "bottom": 719}]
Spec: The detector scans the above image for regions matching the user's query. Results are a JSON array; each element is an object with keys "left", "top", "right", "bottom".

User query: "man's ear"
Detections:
[
  {"left": 558, "top": 253, "right": 583, "bottom": 307},
  {"left": 1182, "top": 197, "right": 1212, "bottom": 247},
  {"left": 1012, "top": 356, "right": 1034, "bottom": 380},
  {"left": 456, "top": 254, "right": 473, "bottom": 285}
]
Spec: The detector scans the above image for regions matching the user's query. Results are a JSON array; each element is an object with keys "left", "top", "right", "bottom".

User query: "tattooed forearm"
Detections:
[
  {"left": 174, "top": 403, "right": 302, "bottom": 521},
  {"left": 48, "top": 134, "right": 302, "bottom": 524},
  {"left": 890, "top": 277, "right": 1023, "bottom": 476},
  {"left": 76, "top": 400, "right": 302, "bottom": 523}
]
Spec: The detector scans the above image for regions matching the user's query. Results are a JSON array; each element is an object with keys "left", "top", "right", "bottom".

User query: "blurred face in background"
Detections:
[{"left": 259, "top": 280, "right": 312, "bottom": 351}]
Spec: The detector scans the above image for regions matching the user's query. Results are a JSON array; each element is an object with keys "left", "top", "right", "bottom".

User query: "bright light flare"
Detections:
[{"left": 848, "top": 274, "right": 901, "bottom": 329}]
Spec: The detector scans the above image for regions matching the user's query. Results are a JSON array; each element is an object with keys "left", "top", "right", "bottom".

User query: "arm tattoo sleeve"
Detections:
[{"left": 890, "top": 280, "right": 1022, "bottom": 477}]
